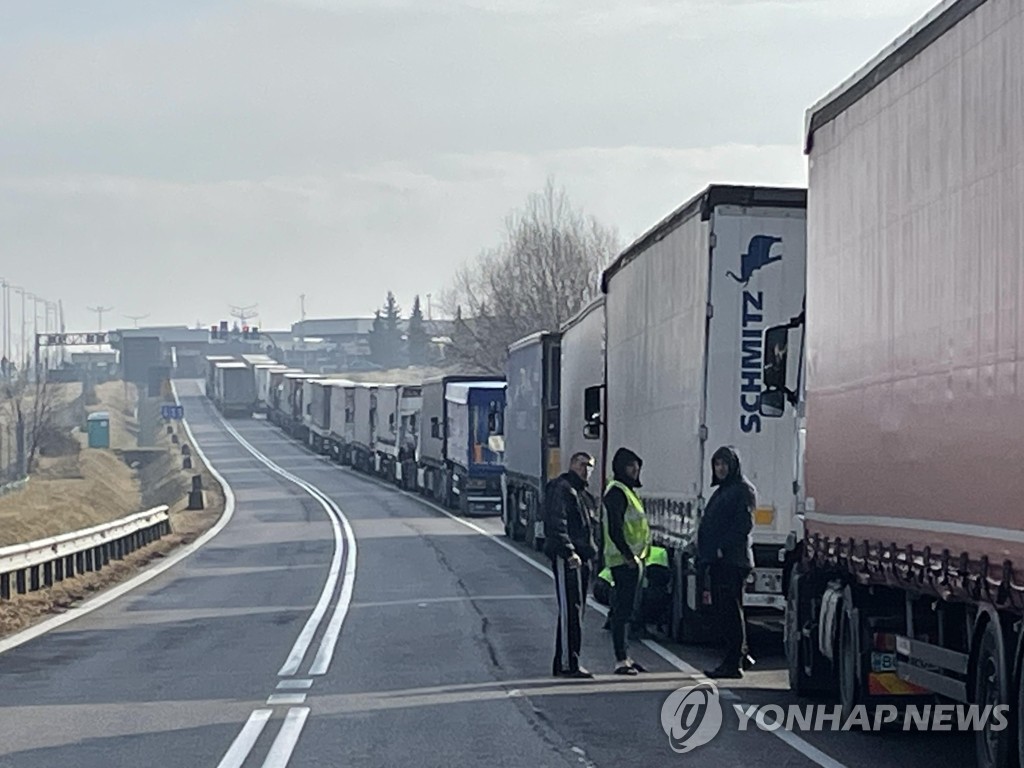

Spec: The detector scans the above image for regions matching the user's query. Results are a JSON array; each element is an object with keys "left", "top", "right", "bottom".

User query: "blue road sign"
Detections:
[{"left": 161, "top": 405, "right": 185, "bottom": 420}]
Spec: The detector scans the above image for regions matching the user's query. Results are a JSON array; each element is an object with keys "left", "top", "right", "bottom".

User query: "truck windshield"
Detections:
[{"left": 470, "top": 399, "right": 504, "bottom": 466}]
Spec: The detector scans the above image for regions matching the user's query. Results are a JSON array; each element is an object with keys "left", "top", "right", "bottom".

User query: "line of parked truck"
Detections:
[{"left": 203, "top": 3, "right": 1023, "bottom": 764}]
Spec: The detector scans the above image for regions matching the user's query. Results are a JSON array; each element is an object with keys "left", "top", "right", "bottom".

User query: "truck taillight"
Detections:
[{"left": 873, "top": 632, "right": 896, "bottom": 652}]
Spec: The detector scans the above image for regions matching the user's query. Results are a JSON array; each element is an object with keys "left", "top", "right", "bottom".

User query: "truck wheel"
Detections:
[
  {"left": 975, "top": 618, "right": 1010, "bottom": 768},
  {"left": 502, "top": 492, "right": 514, "bottom": 537},
  {"left": 524, "top": 493, "right": 541, "bottom": 550},
  {"left": 837, "top": 594, "right": 865, "bottom": 723},
  {"left": 670, "top": 557, "right": 714, "bottom": 645},
  {"left": 786, "top": 569, "right": 820, "bottom": 696}
]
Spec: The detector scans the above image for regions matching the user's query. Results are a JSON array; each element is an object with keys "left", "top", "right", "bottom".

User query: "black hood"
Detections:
[
  {"left": 710, "top": 445, "right": 743, "bottom": 487},
  {"left": 611, "top": 447, "right": 643, "bottom": 488}
]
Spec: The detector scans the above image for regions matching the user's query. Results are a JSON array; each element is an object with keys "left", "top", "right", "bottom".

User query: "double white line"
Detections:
[{"left": 203, "top": 411, "right": 357, "bottom": 768}]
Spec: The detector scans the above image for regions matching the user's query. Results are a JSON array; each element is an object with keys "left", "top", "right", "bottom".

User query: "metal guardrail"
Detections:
[{"left": 0, "top": 506, "right": 171, "bottom": 600}]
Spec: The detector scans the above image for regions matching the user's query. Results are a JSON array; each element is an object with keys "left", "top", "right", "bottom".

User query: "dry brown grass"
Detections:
[{"left": 0, "top": 380, "right": 226, "bottom": 638}]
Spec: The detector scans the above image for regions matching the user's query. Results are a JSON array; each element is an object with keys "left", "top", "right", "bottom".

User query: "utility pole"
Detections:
[
  {"left": 299, "top": 294, "right": 306, "bottom": 322},
  {"left": 14, "top": 287, "right": 26, "bottom": 374},
  {"left": 426, "top": 293, "right": 432, "bottom": 321},
  {"left": 124, "top": 313, "right": 150, "bottom": 328},
  {"left": 229, "top": 303, "right": 258, "bottom": 327},
  {"left": 87, "top": 305, "right": 113, "bottom": 331}
]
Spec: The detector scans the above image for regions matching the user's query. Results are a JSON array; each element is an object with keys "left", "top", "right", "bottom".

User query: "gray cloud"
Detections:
[{"left": 0, "top": 0, "right": 935, "bottom": 331}]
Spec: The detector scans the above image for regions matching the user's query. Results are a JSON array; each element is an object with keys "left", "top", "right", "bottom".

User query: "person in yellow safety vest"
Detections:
[
  {"left": 596, "top": 545, "right": 669, "bottom": 629},
  {"left": 603, "top": 447, "right": 652, "bottom": 676}
]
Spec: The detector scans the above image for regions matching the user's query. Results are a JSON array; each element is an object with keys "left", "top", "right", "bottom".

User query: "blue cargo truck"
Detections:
[
  {"left": 418, "top": 375, "right": 506, "bottom": 516},
  {"left": 503, "top": 332, "right": 561, "bottom": 550}
]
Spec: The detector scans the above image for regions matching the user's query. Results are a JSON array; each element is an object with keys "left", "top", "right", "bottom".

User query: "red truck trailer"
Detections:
[{"left": 763, "top": 2, "right": 1024, "bottom": 767}]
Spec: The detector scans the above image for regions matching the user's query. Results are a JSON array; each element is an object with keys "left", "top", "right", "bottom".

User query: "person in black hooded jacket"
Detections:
[
  {"left": 697, "top": 445, "right": 755, "bottom": 679},
  {"left": 603, "top": 447, "right": 651, "bottom": 675}
]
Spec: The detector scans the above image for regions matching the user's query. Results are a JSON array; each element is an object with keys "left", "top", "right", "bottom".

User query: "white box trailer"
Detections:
[
  {"left": 308, "top": 379, "right": 350, "bottom": 454},
  {"left": 372, "top": 384, "right": 400, "bottom": 474},
  {"left": 559, "top": 296, "right": 605, "bottom": 489},
  {"left": 213, "top": 361, "right": 256, "bottom": 418},
  {"left": 283, "top": 372, "right": 320, "bottom": 440},
  {"left": 327, "top": 381, "right": 358, "bottom": 465},
  {"left": 599, "top": 184, "right": 806, "bottom": 639},
  {"left": 351, "top": 383, "right": 380, "bottom": 472},
  {"left": 268, "top": 368, "right": 302, "bottom": 426},
  {"left": 205, "top": 355, "right": 236, "bottom": 399},
  {"left": 372, "top": 383, "right": 424, "bottom": 487},
  {"left": 254, "top": 364, "right": 288, "bottom": 414}
]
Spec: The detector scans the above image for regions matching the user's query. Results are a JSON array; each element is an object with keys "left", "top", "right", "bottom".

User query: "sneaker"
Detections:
[
  {"left": 614, "top": 662, "right": 639, "bottom": 676},
  {"left": 628, "top": 659, "right": 648, "bottom": 673},
  {"left": 558, "top": 667, "right": 595, "bottom": 679},
  {"left": 704, "top": 663, "right": 743, "bottom": 679}
]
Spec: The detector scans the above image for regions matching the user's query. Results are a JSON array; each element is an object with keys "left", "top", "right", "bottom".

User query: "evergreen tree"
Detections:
[
  {"left": 407, "top": 295, "right": 429, "bottom": 365},
  {"left": 368, "top": 292, "right": 404, "bottom": 367}
]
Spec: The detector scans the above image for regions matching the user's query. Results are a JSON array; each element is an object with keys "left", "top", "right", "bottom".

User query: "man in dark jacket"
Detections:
[
  {"left": 697, "top": 445, "right": 756, "bottom": 679},
  {"left": 603, "top": 447, "right": 651, "bottom": 676},
  {"left": 544, "top": 451, "right": 598, "bottom": 678}
]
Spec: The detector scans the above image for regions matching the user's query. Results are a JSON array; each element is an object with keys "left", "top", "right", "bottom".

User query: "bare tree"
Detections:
[
  {"left": 2, "top": 373, "right": 60, "bottom": 476},
  {"left": 443, "top": 178, "right": 619, "bottom": 372}
]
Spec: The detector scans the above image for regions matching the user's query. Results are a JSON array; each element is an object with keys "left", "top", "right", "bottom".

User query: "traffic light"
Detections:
[{"left": 210, "top": 325, "right": 219, "bottom": 340}]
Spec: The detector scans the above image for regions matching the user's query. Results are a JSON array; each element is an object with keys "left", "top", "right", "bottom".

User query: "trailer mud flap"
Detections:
[{"left": 818, "top": 583, "right": 843, "bottom": 662}]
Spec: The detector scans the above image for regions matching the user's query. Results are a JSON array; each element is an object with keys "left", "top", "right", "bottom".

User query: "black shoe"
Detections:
[
  {"left": 558, "top": 667, "right": 594, "bottom": 679},
  {"left": 614, "top": 663, "right": 639, "bottom": 676},
  {"left": 629, "top": 660, "right": 648, "bottom": 673},
  {"left": 704, "top": 663, "right": 743, "bottom": 680}
]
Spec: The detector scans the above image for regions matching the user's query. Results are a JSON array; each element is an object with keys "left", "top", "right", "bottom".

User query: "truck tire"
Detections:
[
  {"left": 670, "top": 555, "right": 714, "bottom": 645},
  {"left": 786, "top": 569, "right": 831, "bottom": 696},
  {"left": 837, "top": 591, "right": 865, "bottom": 723},
  {"left": 974, "top": 617, "right": 1011, "bottom": 768},
  {"left": 524, "top": 493, "right": 543, "bottom": 551}
]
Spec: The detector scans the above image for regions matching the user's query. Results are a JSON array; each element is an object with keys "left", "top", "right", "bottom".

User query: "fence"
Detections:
[{"left": 0, "top": 506, "right": 170, "bottom": 600}]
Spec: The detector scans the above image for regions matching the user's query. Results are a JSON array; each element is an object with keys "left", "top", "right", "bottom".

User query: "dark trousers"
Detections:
[
  {"left": 552, "top": 557, "right": 590, "bottom": 674},
  {"left": 712, "top": 563, "right": 749, "bottom": 668},
  {"left": 610, "top": 563, "right": 642, "bottom": 662}
]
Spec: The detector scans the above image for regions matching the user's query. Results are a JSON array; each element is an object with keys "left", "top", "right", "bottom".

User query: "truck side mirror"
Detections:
[
  {"left": 583, "top": 385, "right": 603, "bottom": 438},
  {"left": 760, "top": 325, "right": 791, "bottom": 418},
  {"left": 487, "top": 401, "right": 500, "bottom": 434}
]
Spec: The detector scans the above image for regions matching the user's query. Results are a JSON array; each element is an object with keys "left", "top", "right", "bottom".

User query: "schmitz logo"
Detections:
[
  {"left": 659, "top": 681, "right": 723, "bottom": 753},
  {"left": 733, "top": 235, "right": 785, "bottom": 435},
  {"left": 727, "top": 235, "right": 783, "bottom": 286}
]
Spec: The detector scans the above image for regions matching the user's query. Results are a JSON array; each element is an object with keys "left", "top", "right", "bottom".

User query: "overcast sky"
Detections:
[{"left": 0, "top": 0, "right": 937, "bottom": 337}]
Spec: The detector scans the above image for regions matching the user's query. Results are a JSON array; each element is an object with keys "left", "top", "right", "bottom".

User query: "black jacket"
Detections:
[
  {"left": 603, "top": 448, "right": 644, "bottom": 564},
  {"left": 543, "top": 471, "right": 597, "bottom": 561},
  {"left": 697, "top": 446, "right": 755, "bottom": 570}
]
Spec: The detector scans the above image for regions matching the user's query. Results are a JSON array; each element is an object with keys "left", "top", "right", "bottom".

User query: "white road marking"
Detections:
[
  {"left": 216, "top": 709, "right": 273, "bottom": 768},
  {"left": 309, "top": 506, "right": 357, "bottom": 675},
  {"left": 277, "top": 679, "right": 314, "bottom": 690},
  {"left": 261, "top": 707, "right": 311, "bottom": 768},
  {"left": 0, "top": 381, "right": 237, "bottom": 657},
  {"left": 215, "top": 418, "right": 356, "bottom": 677},
  {"left": 267, "top": 693, "right": 308, "bottom": 705}
]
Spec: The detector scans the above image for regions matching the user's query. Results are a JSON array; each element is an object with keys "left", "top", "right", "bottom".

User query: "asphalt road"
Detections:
[{"left": 0, "top": 381, "right": 979, "bottom": 767}]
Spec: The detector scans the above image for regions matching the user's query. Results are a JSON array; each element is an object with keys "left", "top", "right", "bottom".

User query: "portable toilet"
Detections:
[{"left": 87, "top": 412, "right": 110, "bottom": 449}]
